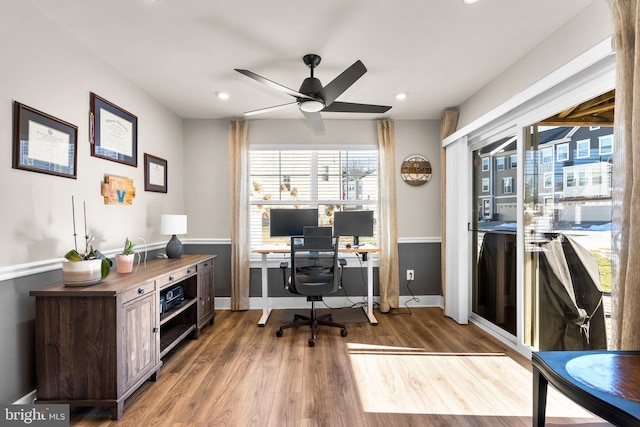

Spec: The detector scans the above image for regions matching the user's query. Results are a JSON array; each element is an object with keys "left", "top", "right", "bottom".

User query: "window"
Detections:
[
  {"left": 496, "top": 157, "right": 505, "bottom": 171},
  {"left": 592, "top": 168, "right": 602, "bottom": 185},
  {"left": 599, "top": 135, "right": 613, "bottom": 155},
  {"left": 566, "top": 171, "right": 576, "bottom": 188},
  {"left": 590, "top": 126, "right": 600, "bottom": 131},
  {"left": 544, "top": 173, "right": 553, "bottom": 189},
  {"left": 483, "top": 199, "right": 490, "bottom": 217},
  {"left": 576, "top": 140, "right": 590, "bottom": 158},
  {"left": 249, "top": 148, "right": 378, "bottom": 247},
  {"left": 542, "top": 148, "right": 553, "bottom": 164},
  {"left": 502, "top": 177, "right": 513, "bottom": 194},
  {"left": 482, "top": 178, "right": 490, "bottom": 192},
  {"left": 482, "top": 157, "right": 489, "bottom": 172},
  {"left": 556, "top": 143, "right": 569, "bottom": 162},
  {"left": 510, "top": 154, "right": 517, "bottom": 169},
  {"left": 578, "top": 170, "right": 588, "bottom": 186}
]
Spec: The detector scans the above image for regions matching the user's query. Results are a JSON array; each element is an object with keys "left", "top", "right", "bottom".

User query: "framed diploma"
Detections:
[
  {"left": 90, "top": 92, "right": 138, "bottom": 166},
  {"left": 144, "top": 153, "right": 167, "bottom": 193},
  {"left": 13, "top": 102, "right": 78, "bottom": 179}
]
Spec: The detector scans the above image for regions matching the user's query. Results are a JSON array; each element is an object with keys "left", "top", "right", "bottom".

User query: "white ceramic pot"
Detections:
[
  {"left": 115, "top": 253, "right": 135, "bottom": 273},
  {"left": 62, "top": 259, "right": 103, "bottom": 286}
]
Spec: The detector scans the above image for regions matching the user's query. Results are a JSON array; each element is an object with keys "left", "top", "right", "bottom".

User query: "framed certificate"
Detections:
[
  {"left": 13, "top": 102, "right": 78, "bottom": 179},
  {"left": 90, "top": 92, "right": 138, "bottom": 166},
  {"left": 144, "top": 153, "right": 167, "bottom": 193}
]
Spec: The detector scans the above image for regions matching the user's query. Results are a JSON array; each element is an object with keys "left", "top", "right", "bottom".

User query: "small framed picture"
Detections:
[
  {"left": 13, "top": 101, "right": 78, "bottom": 179},
  {"left": 144, "top": 153, "right": 167, "bottom": 193},
  {"left": 90, "top": 92, "right": 138, "bottom": 166}
]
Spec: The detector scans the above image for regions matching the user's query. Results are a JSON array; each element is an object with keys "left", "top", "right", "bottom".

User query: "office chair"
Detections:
[{"left": 277, "top": 234, "right": 347, "bottom": 347}]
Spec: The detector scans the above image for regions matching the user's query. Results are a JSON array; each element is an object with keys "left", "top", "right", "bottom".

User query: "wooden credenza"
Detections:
[{"left": 30, "top": 254, "right": 216, "bottom": 420}]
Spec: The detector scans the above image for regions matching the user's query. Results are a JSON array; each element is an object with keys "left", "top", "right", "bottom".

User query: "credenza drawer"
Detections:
[
  {"left": 121, "top": 280, "right": 156, "bottom": 305},
  {"left": 158, "top": 266, "right": 196, "bottom": 288},
  {"left": 197, "top": 259, "right": 213, "bottom": 271}
]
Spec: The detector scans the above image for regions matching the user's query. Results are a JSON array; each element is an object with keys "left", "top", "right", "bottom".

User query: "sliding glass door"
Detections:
[
  {"left": 523, "top": 123, "right": 613, "bottom": 350},
  {"left": 470, "top": 115, "right": 613, "bottom": 350},
  {"left": 471, "top": 132, "right": 518, "bottom": 336}
]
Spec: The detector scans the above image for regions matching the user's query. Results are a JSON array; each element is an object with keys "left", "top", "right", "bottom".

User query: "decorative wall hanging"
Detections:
[
  {"left": 13, "top": 101, "right": 78, "bottom": 179},
  {"left": 101, "top": 175, "right": 136, "bottom": 205},
  {"left": 90, "top": 93, "right": 138, "bottom": 167},
  {"left": 144, "top": 153, "right": 167, "bottom": 193},
  {"left": 400, "top": 154, "right": 432, "bottom": 186}
]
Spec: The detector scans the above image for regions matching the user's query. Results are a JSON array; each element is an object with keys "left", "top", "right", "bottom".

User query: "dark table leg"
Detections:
[{"left": 533, "top": 366, "right": 548, "bottom": 427}]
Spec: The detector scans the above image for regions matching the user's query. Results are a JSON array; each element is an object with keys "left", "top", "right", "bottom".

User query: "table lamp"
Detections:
[{"left": 161, "top": 214, "right": 187, "bottom": 259}]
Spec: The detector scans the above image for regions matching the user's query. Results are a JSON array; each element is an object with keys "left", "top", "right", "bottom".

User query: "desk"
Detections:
[
  {"left": 532, "top": 351, "right": 640, "bottom": 427},
  {"left": 253, "top": 245, "right": 381, "bottom": 326}
]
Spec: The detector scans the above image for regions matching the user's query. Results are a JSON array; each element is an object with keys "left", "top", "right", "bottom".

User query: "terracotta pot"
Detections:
[
  {"left": 116, "top": 253, "right": 135, "bottom": 273},
  {"left": 62, "top": 259, "right": 103, "bottom": 286}
]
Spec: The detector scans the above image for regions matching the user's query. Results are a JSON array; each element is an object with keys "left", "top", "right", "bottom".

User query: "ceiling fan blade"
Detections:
[
  {"left": 301, "top": 110, "right": 325, "bottom": 134},
  {"left": 244, "top": 102, "right": 298, "bottom": 116},
  {"left": 235, "top": 69, "right": 317, "bottom": 100},
  {"left": 321, "top": 60, "right": 367, "bottom": 106},
  {"left": 322, "top": 101, "right": 391, "bottom": 114}
]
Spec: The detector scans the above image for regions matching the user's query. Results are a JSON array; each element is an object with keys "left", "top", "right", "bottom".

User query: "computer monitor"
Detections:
[
  {"left": 333, "top": 210, "right": 374, "bottom": 246},
  {"left": 269, "top": 208, "right": 318, "bottom": 237},
  {"left": 303, "top": 226, "right": 333, "bottom": 249}
]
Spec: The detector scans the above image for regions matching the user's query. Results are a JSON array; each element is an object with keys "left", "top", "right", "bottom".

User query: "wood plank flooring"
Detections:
[{"left": 70, "top": 308, "right": 611, "bottom": 426}]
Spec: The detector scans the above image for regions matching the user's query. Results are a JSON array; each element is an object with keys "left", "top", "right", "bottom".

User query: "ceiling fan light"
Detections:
[{"left": 299, "top": 100, "right": 325, "bottom": 113}]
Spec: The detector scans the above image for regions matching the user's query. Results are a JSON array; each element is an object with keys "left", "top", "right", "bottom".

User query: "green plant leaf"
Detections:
[
  {"left": 100, "top": 258, "right": 111, "bottom": 280},
  {"left": 64, "top": 250, "right": 83, "bottom": 262}
]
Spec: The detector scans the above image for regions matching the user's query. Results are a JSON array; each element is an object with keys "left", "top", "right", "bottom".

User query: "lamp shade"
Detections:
[{"left": 161, "top": 214, "right": 187, "bottom": 235}]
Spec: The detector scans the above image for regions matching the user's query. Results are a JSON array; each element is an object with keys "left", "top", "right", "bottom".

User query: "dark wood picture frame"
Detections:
[
  {"left": 144, "top": 153, "right": 167, "bottom": 193},
  {"left": 13, "top": 101, "right": 78, "bottom": 179},
  {"left": 90, "top": 92, "right": 138, "bottom": 167}
]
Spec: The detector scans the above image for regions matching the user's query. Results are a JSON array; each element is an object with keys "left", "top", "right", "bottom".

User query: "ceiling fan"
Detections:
[{"left": 235, "top": 54, "right": 391, "bottom": 134}]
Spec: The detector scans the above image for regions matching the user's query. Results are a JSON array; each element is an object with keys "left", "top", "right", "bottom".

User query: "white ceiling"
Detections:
[{"left": 24, "top": 0, "right": 596, "bottom": 121}]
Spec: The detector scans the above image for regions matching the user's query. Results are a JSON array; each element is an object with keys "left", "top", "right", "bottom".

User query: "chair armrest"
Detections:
[
  {"left": 338, "top": 258, "right": 347, "bottom": 289},
  {"left": 280, "top": 261, "right": 289, "bottom": 290}
]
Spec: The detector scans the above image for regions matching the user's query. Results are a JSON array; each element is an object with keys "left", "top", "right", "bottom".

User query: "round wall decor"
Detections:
[{"left": 400, "top": 154, "right": 432, "bottom": 186}]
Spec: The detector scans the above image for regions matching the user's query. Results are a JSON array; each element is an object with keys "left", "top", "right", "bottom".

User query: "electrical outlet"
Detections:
[{"left": 406, "top": 270, "right": 414, "bottom": 281}]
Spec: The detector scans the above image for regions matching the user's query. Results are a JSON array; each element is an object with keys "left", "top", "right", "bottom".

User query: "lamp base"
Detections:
[{"left": 166, "top": 234, "right": 184, "bottom": 259}]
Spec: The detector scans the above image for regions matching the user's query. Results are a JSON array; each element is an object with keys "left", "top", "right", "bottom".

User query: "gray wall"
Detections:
[{"left": 185, "top": 243, "right": 440, "bottom": 299}]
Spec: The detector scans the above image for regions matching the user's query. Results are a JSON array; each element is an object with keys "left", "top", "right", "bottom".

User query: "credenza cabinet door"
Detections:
[
  {"left": 120, "top": 290, "right": 158, "bottom": 392},
  {"left": 197, "top": 260, "right": 215, "bottom": 328}
]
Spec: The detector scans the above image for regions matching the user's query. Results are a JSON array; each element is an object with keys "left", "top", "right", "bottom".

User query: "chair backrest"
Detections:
[{"left": 289, "top": 235, "right": 340, "bottom": 297}]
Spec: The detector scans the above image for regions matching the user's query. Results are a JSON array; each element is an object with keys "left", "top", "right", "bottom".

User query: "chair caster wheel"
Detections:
[
  {"left": 276, "top": 329, "right": 283, "bottom": 337},
  {"left": 308, "top": 339, "right": 315, "bottom": 347},
  {"left": 341, "top": 329, "right": 348, "bottom": 337}
]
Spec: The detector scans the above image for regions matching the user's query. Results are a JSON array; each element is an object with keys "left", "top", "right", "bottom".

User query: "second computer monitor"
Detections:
[{"left": 333, "top": 210, "right": 374, "bottom": 246}]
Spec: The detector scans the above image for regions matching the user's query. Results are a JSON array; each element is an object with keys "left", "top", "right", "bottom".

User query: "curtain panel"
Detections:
[
  {"left": 610, "top": 0, "right": 640, "bottom": 350},
  {"left": 377, "top": 119, "right": 399, "bottom": 312},
  {"left": 439, "top": 109, "right": 459, "bottom": 303},
  {"left": 229, "top": 120, "right": 250, "bottom": 311}
]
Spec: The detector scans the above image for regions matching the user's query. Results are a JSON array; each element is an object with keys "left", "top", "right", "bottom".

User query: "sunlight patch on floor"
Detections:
[{"left": 347, "top": 343, "right": 597, "bottom": 419}]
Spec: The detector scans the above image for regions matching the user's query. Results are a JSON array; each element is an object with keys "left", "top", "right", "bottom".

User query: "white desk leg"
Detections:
[
  {"left": 365, "top": 257, "right": 378, "bottom": 325},
  {"left": 258, "top": 253, "right": 272, "bottom": 326}
]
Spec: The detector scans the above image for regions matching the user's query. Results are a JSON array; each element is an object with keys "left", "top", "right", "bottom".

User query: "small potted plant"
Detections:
[
  {"left": 115, "top": 238, "right": 136, "bottom": 273},
  {"left": 62, "top": 197, "right": 112, "bottom": 286}
]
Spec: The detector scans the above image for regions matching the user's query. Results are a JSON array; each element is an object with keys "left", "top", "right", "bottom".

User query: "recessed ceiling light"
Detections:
[
  {"left": 464, "top": 0, "right": 480, "bottom": 4},
  {"left": 216, "top": 91, "right": 230, "bottom": 100},
  {"left": 395, "top": 93, "right": 408, "bottom": 101}
]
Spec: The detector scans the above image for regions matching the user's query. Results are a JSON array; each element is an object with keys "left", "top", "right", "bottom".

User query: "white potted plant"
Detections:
[
  {"left": 115, "top": 238, "right": 136, "bottom": 273},
  {"left": 62, "top": 197, "right": 112, "bottom": 286}
]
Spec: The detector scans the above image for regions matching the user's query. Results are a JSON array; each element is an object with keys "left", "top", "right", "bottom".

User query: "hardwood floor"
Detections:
[{"left": 70, "top": 308, "right": 611, "bottom": 426}]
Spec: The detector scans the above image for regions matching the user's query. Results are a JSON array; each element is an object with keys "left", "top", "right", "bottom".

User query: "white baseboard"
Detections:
[{"left": 214, "top": 295, "right": 443, "bottom": 310}]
